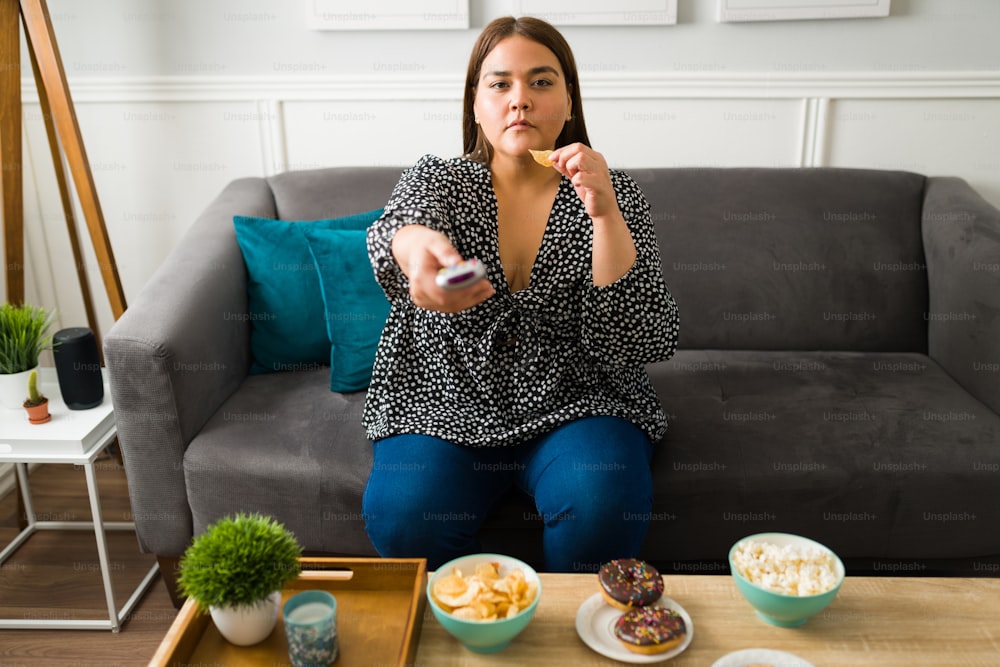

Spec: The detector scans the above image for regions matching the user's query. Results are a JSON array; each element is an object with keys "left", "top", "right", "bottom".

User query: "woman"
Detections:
[{"left": 362, "top": 16, "right": 679, "bottom": 572}]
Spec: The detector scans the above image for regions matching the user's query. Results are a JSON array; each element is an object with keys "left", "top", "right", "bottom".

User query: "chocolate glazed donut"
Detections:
[
  {"left": 598, "top": 559, "right": 664, "bottom": 611},
  {"left": 614, "top": 606, "right": 687, "bottom": 655}
]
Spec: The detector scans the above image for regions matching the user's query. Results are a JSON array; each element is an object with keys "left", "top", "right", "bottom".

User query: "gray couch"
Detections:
[{"left": 105, "top": 165, "right": 1000, "bottom": 606}]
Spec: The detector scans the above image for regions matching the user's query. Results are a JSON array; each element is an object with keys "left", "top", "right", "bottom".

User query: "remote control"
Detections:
[{"left": 436, "top": 259, "right": 486, "bottom": 290}]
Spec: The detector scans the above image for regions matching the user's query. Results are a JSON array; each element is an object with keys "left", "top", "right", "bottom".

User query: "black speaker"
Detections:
[{"left": 53, "top": 327, "right": 104, "bottom": 410}]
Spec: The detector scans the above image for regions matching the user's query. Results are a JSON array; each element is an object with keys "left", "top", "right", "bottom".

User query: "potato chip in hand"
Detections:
[{"left": 528, "top": 149, "right": 555, "bottom": 167}]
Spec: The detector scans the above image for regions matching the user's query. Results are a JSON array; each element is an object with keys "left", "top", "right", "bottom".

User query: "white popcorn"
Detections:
[{"left": 732, "top": 540, "right": 839, "bottom": 596}]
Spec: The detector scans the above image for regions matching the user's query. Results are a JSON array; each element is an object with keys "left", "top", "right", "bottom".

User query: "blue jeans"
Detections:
[{"left": 362, "top": 416, "right": 654, "bottom": 572}]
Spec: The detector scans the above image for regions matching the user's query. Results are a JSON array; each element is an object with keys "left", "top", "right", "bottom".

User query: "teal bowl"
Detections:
[
  {"left": 729, "top": 533, "right": 845, "bottom": 627},
  {"left": 427, "top": 553, "right": 541, "bottom": 653}
]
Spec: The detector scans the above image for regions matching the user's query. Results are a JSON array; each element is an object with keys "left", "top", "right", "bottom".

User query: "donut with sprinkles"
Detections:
[
  {"left": 613, "top": 606, "right": 687, "bottom": 655},
  {"left": 598, "top": 559, "right": 664, "bottom": 611}
]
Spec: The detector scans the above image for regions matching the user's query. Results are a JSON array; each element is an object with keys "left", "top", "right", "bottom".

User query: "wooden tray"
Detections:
[{"left": 150, "top": 557, "right": 427, "bottom": 666}]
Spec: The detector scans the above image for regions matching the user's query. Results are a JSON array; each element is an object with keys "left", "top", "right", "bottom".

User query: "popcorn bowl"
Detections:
[
  {"left": 728, "top": 532, "right": 845, "bottom": 627},
  {"left": 427, "top": 553, "right": 541, "bottom": 653}
]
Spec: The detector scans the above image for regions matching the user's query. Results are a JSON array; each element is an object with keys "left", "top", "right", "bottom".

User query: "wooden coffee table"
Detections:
[
  {"left": 153, "top": 566, "right": 999, "bottom": 665},
  {"left": 416, "top": 573, "right": 1000, "bottom": 665}
]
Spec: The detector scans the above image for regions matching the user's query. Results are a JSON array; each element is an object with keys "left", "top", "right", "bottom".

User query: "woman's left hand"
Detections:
[
  {"left": 548, "top": 143, "right": 620, "bottom": 221},
  {"left": 548, "top": 142, "right": 637, "bottom": 286}
]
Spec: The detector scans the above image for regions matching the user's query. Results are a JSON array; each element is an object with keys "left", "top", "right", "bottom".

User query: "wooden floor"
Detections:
[{"left": 0, "top": 453, "right": 178, "bottom": 665}]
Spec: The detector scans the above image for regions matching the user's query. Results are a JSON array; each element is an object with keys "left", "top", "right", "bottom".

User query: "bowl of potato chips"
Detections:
[{"left": 427, "top": 553, "right": 541, "bottom": 653}]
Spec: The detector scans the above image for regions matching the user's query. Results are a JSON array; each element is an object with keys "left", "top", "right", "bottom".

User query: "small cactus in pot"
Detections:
[{"left": 23, "top": 369, "right": 50, "bottom": 424}]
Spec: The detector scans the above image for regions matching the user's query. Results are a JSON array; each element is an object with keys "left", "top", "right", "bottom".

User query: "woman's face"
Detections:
[{"left": 473, "top": 35, "right": 572, "bottom": 163}]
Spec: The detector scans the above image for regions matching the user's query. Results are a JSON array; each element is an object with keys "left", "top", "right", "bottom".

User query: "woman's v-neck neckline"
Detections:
[{"left": 485, "top": 169, "right": 568, "bottom": 296}]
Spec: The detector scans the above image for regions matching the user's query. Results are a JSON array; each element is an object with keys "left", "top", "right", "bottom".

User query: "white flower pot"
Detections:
[
  {"left": 0, "top": 367, "right": 35, "bottom": 410},
  {"left": 209, "top": 591, "right": 282, "bottom": 646}
]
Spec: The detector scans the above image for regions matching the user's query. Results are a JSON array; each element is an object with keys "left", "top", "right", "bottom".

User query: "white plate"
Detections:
[
  {"left": 711, "top": 648, "right": 815, "bottom": 667},
  {"left": 575, "top": 593, "right": 693, "bottom": 663}
]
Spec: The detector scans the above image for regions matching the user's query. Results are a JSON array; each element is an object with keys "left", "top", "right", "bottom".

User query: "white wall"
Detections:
[{"left": 7, "top": 0, "right": 1000, "bottom": 341}]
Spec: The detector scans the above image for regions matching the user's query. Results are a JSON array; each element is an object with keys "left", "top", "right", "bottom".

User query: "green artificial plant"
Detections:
[
  {"left": 24, "top": 369, "right": 46, "bottom": 407},
  {"left": 0, "top": 303, "right": 56, "bottom": 375},
  {"left": 178, "top": 512, "right": 302, "bottom": 610}
]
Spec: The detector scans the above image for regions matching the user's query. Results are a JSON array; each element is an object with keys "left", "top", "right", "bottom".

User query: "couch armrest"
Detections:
[
  {"left": 922, "top": 177, "right": 1000, "bottom": 415},
  {"left": 104, "top": 177, "right": 275, "bottom": 556}
]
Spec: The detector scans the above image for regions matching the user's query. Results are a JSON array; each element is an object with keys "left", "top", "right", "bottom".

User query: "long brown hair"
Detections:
[{"left": 463, "top": 16, "right": 590, "bottom": 163}]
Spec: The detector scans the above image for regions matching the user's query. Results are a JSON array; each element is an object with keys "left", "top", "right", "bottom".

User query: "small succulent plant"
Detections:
[{"left": 24, "top": 369, "right": 47, "bottom": 407}]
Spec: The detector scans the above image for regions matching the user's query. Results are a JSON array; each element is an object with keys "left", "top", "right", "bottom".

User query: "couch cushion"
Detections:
[
  {"left": 301, "top": 222, "right": 390, "bottom": 392},
  {"left": 635, "top": 168, "right": 928, "bottom": 352},
  {"left": 233, "top": 209, "right": 383, "bottom": 375},
  {"left": 641, "top": 349, "right": 1000, "bottom": 564},
  {"left": 267, "top": 167, "right": 404, "bottom": 221},
  {"left": 183, "top": 350, "right": 1000, "bottom": 570},
  {"left": 184, "top": 367, "right": 378, "bottom": 556}
]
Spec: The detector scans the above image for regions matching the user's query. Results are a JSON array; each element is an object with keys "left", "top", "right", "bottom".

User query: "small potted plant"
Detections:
[
  {"left": 23, "top": 369, "right": 50, "bottom": 424},
  {"left": 0, "top": 302, "right": 56, "bottom": 409},
  {"left": 178, "top": 512, "right": 302, "bottom": 646}
]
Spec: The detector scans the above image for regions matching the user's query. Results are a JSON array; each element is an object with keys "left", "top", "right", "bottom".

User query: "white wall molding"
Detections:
[
  {"left": 582, "top": 71, "right": 1000, "bottom": 100},
  {"left": 21, "top": 70, "right": 1000, "bottom": 104},
  {"left": 798, "top": 97, "right": 827, "bottom": 167},
  {"left": 21, "top": 71, "right": 999, "bottom": 175}
]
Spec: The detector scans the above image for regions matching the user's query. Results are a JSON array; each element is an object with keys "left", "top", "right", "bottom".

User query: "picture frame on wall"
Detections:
[
  {"left": 718, "top": 0, "right": 890, "bottom": 23},
  {"left": 516, "top": 0, "right": 677, "bottom": 26},
  {"left": 307, "top": 0, "right": 469, "bottom": 30}
]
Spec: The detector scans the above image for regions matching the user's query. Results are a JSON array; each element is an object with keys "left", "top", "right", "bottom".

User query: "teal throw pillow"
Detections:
[
  {"left": 233, "top": 209, "right": 384, "bottom": 376},
  {"left": 301, "top": 223, "right": 391, "bottom": 393}
]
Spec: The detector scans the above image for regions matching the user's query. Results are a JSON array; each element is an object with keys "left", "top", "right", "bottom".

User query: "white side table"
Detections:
[{"left": 0, "top": 367, "right": 159, "bottom": 631}]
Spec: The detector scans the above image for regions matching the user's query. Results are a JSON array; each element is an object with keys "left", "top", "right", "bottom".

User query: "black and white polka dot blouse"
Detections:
[{"left": 363, "top": 154, "right": 679, "bottom": 448}]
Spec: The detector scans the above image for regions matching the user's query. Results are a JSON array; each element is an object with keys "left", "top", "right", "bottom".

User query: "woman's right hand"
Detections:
[{"left": 391, "top": 225, "right": 495, "bottom": 313}]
